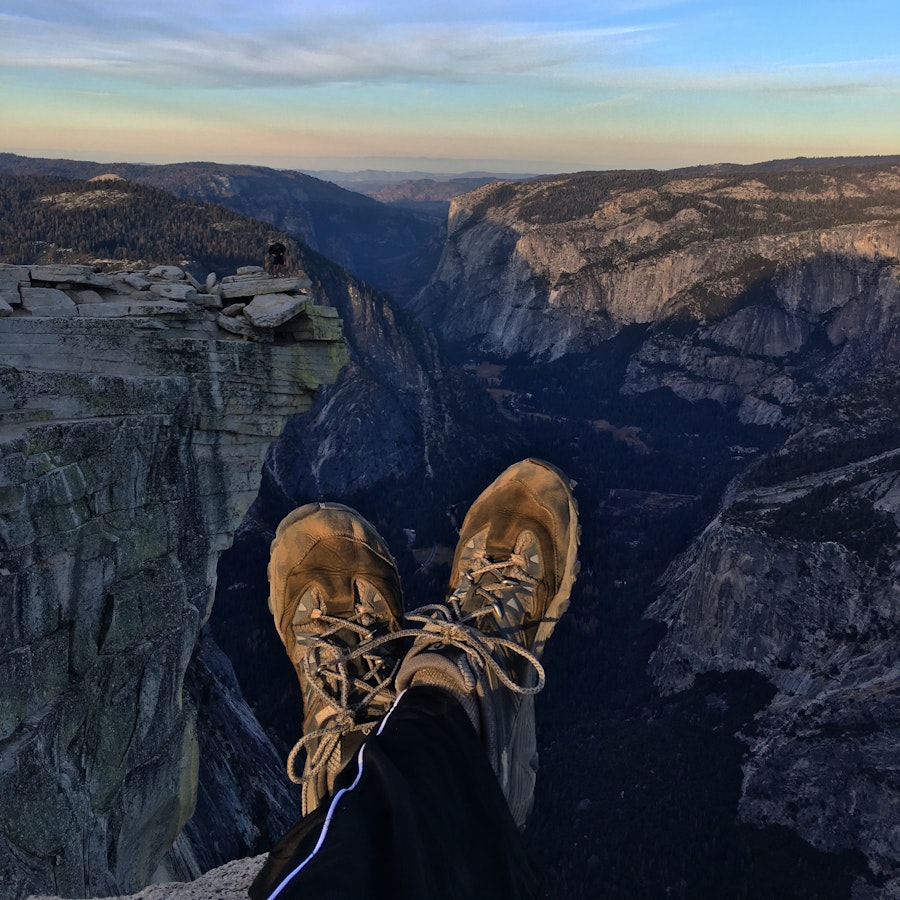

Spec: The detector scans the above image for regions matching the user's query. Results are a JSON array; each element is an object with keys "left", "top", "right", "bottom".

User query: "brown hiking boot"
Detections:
[
  {"left": 268, "top": 502, "right": 404, "bottom": 815},
  {"left": 397, "top": 458, "right": 579, "bottom": 827}
]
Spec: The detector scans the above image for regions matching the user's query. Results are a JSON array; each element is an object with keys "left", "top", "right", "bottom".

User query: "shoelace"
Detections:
[
  {"left": 404, "top": 549, "right": 546, "bottom": 695},
  {"left": 286, "top": 610, "right": 401, "bottom": 786},
  {"left": 287, "top": 552, "right": 546, "bottom": 787}
]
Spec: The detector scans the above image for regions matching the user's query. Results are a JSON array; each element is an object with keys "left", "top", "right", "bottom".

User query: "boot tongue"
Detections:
[{"left": 352, "top": 578, "right": 383, "bottom": 627}]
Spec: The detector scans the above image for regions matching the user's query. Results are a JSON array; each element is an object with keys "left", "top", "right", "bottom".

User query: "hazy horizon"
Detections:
[{"left": 9, "top": 149, "right": 900, "bottom": 183}]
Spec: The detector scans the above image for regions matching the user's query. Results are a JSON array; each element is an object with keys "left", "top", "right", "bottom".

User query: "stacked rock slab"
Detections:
[
  {"left": 0, "top": 263, "right": 337, "bottom": 344},
  {"left": 0, "top": 263, "right": 347, "bottom": 898}
]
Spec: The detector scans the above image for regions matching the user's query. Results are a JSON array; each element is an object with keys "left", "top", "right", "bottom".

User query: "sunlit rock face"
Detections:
[
  {"left": 411, "top": 166, "right": 900, "bottom": 428},
  {"left": 0, "top": 277, "right": 346, "bottom": 899}
]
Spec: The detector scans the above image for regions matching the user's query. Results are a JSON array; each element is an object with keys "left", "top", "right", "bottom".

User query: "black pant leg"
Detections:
[{"left": 250, "top": 685, "right": 537, "bottom": 900}]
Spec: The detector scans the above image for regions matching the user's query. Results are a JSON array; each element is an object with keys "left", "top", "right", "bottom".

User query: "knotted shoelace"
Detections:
[
  {"left": 286, "top": 610, "right": 401, "bottom": 786},
  {"left": 287, "top": 550, "right": 546, "bottom": 788},
  {"left": 407, "top": 546, "right": 546, "bottom": 689}
]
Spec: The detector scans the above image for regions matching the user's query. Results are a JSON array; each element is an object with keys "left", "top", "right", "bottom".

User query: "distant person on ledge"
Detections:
[
  {"left": 250, "top": 458, "right": 580, "bottom": 900},
  {"left": 266, "top": 238, "right": 287, "bottom": 277}
]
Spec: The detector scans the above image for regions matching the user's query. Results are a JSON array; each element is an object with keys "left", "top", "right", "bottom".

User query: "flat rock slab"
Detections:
[
  {"left": 243, "top": 293, "right": 308, "bottom": 328},
  {"left": 30, "top": 265, "right": 112, "bottom": 287},
  {"left": 219, "top": 276, "right": 310, "bottom": 301},
  {"left": 27, "top": 854, "right": 266, "bottom": 900},
  {"left": 20, "top": 287, "right": 78, "bottom": 316},
  {"left": 76, "top": 299, "right": 193, "bottom": 318}
]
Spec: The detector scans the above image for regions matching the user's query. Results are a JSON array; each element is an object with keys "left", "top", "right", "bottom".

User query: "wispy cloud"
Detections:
[
  {"left": 3, "top": 1, "right": 896, "bottom": 99},
  {"left": 0, "top": 5, "right": 666, "bottom": 88},
  {"left": 567, "top": 56, "right": 900, "bottom": 98}
]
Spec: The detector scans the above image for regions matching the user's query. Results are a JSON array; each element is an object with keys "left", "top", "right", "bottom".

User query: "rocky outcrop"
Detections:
[
  {"left": 0, "top": 265, "right": 346, "bottom": 899},
  {"left": 0, "top": 262, "right": 327, "bottom": 346},
  {"left": 646, "top": 370, "right": 900, "bottom": 895}
]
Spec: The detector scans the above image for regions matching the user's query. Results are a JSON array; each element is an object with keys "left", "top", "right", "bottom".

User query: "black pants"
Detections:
[{"left": 250, "top": 686, "right": 537, "bottom": 900}]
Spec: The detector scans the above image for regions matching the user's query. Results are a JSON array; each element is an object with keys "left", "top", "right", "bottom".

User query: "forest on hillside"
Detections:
[
  {"left": 471, "top": 162, "right": 900, "bottom": 236},
  {"left": 0, "top": 173, "right": 294, "bottom": 275}
]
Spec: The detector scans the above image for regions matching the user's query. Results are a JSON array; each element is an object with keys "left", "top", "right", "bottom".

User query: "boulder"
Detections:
[
  {"left": 148, "top": 266, "right": 186, "bottom": 281},
  {"left": 19, "top": 287, "right": 78, "bottom": 317},
  {"left": 124, "top": 274, "right": 152, "bottom": 291},
  {"left": 221, "top": 303, "right": 246, "bottom": 318},
  {"left": 243, "top": 293, "right": 308, "bottom": 329},
  {"left": 150, "top": 283, "right": 198, "bottom": 301},
  {"left": 216, "top": 314, "right": 258, "bottom": 338},
  {"left": 236, "top": 266, "right": 265, "bottom": 276},
  {"left": 0, "top": 297, "right": 13, "bottom": 317},
  {"left": 0, "top": 265, "right": 30, "bottom": 291},
  {"left": 0, "top": 290, "right": 20, "bottom": 308},
  {"left": 205, "top": 273, "right": 217, "bottom": 291}
]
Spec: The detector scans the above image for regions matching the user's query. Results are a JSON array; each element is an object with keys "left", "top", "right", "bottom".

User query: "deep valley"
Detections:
[{"left": 1, "top": 154, "right": 899, "bottom": 899}]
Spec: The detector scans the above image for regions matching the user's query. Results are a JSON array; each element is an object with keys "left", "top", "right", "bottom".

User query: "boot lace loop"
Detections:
[
  {"left": 286, "top": 611, "right": 400, "bottom": 786},
  {"left": 403, "top": 548, "right": 546, "bottom": 696}
]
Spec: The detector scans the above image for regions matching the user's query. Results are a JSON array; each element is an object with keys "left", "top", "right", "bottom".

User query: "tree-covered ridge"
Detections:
[
  {"left": 465, "top": 159, "right": 900, "bottom": 235},
  {"left": 0, "top": 173, "right": 296, "bottom": 275}
]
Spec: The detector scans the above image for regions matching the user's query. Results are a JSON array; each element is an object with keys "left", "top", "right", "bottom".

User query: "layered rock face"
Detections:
[
  {"left": 0, "top": 265, "right": 346, "bottom": 898},
  {"left": 412, "top": 166, "right": 900, "bottom": 375},
  {"left": 621, "top": 230, "right": 900, "bottom": 426},
  {"left": 647, "top": 366, "right": 900, "bottom": 894}
]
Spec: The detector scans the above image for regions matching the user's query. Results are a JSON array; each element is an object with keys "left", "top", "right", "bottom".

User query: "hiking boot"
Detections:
[
  {"left": 268, "top": 502, "right": 404, "bottom": 815},
  {"left": 397, "top": 458, "right": 579, "bottom": 827}
]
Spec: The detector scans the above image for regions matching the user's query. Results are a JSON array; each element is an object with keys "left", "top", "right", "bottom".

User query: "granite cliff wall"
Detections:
[
  {"left": 412, "top": 169, "right": 900, "bottom": 365},
  {"left": 0, "top": 265, "right": 347, "bottom": 898},
  {"left": 647, "top": 366, "right": 900, "bottom": 896}
]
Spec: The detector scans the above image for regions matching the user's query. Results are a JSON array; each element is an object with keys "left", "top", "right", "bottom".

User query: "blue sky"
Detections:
[{"left": 1, "top": 0, "right": 899, "bottom": 173}]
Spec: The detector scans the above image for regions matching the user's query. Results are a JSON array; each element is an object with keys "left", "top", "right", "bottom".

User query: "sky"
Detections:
[{"left": 1, "top": 0, "right": 899, "bottom": 175}]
